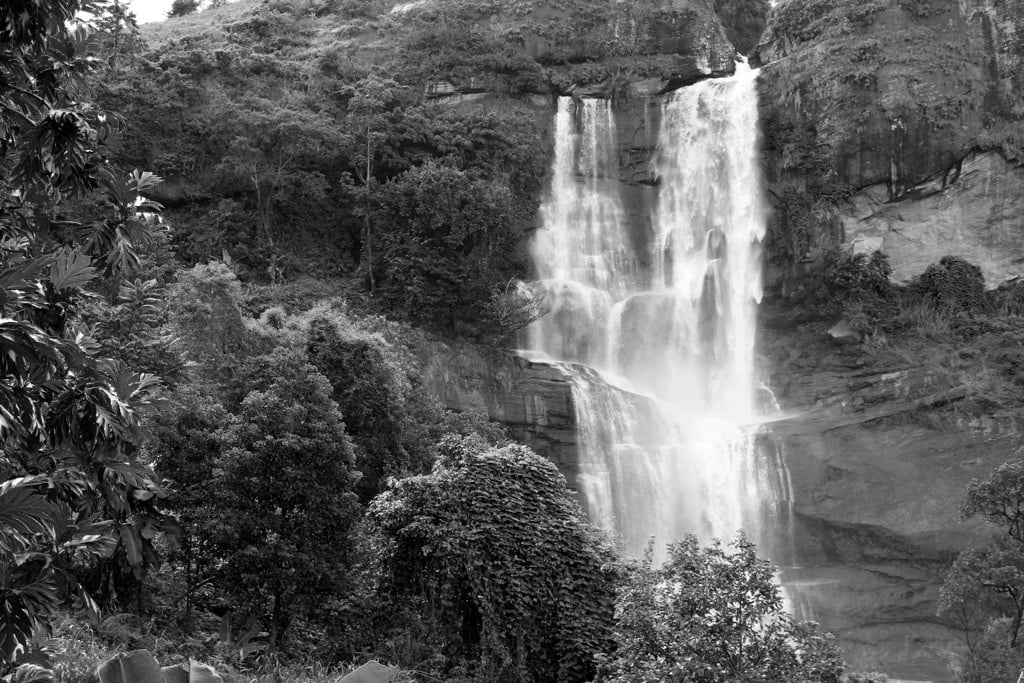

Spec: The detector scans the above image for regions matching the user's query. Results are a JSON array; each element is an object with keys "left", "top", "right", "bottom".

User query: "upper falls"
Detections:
[{"left": 528, "top": 62, "right": 787, "bottom": 559}]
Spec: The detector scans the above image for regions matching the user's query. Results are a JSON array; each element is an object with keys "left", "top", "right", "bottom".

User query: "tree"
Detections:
[
  {"left": 166, "top": 261, "right": 257, "bottom": 402},
  {"left": 368, "top": 436, "right": 619, "bottom": 682},
  {"left": 150, "top": 393, "right": 230, "bottom": 631},
  {"left": 209, "top": 99, "right": 346, "bottom": 273},
  {"left": 209, "top": 347, "right": 361, "bottom": 651},
  {"left": 1, "top": 1, "right": 171, "bottom": 664},
  {"left": 91, "top": 0, "right": 142, "bottom": 69},
  {"left": 938, "top": 452, "right": 1024, "bottom": 680},
  {"left": 342, "top": 76, "right": 405, "bottom": 293},
  {"left": 306, "top": 317, "right": 409, "bottom": 501},
  {"left": 368, "top": 161, "right": 523, "bottom": 335},
  {"left": 168, "top": 0, "right": 200, "bottom": 18},
  {"left": 597, "top": 535, "right": 844, "bottom": 683}
]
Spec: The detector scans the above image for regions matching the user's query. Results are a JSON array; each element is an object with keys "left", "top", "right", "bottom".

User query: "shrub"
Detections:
[
  {"left": 913, "top": 256, "right": 987, "bottom": 313},
  {"left": 797, "top": 248, "right": 895, "bottom": 333},
  {"left": 368, "top": 436, "right": 620, "bottom": 682}
]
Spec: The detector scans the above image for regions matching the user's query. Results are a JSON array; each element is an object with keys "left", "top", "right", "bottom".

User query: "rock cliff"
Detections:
[
  {"left": 422, "top": 342, "right": 581, "bottom": 484},
  {"left": 385, "top": 0, "right": 747, "bottom": 99},
  {"left": 761, "top": 311, "right": 1024, "bottom": 679},
  {"left": 755, "top": 0, "right": 1024, "bottom": 292},
  {"left": 838, "top": 152, "right": 1024, "bottom": 287}
]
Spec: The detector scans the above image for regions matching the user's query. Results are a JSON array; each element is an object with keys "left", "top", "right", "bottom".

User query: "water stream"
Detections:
[{"left": 529, "top": 62, "right": 788, "bottom": 560}]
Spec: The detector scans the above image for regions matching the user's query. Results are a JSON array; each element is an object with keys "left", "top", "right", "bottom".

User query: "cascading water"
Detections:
[{"left": 529, "top": 62, "right": 787, "bottom": 560}]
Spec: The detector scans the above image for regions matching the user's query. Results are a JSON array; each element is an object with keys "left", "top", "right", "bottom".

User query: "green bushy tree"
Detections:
[
  {"left": 368, "top": 436, "right": 619, "bottom": 682},
  {"left": 150, "top": 393, "right": 230, "bottom": 630},
  {"left": 939, "top": 452, "right": 1024, "bottom": 680},
  {"left": 597, "top": 535, "right": 844, "bottom": 683},
  {"left": 368, "top": 161, "right": 523, "bottom": 335},
  {"left": 168, "top": 0, "right": 200, "bottom": 17},
  {"left": 913, "top": 256, "right": 987, "bottom": 313},
  {"left": 0, "top": 0, "right": 178, "bottom": 665},
  {"left": 209, "top": 347, "right": 361, "bottom": 651},
  {"left": 306, "top": 317, "right": 409, "bottom": 500}
]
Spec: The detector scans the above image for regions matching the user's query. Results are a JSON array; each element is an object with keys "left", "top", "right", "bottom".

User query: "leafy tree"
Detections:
[
  {"left": 596, "top": 535, "right": 844, "bottom": 683},
  {"left": 1, "top": 1, "right": 173, "bottom": 664},
  {"left": 166, "top": 261, "right": 259, "bottom": 401},
  {"left": 939, "top": 452, "right": 1024, "bottom": 680},
  {"left": 90, "top": 0, "right": 142, "bottom": 69},
  {"left": 168, "top": 0, "right": 200, "bottom": 18},
  {"left": 150, "top": 392, "right": 229, "bottom": 630},
  {"left": 209, "top": 347, "right": 361, "bottom": 651},
  {"left": 368, "top": 161, "right": 523, "bottom": 335},
  {"left": 210, "top": 102, "right": 344, "bottom": 267},
  {"left": 342, "top": 76, "right": 405, "bottom": 292},
  {"left": 306, "top": 317, "right": 409, "bottom": 500},
  {"left": 368, "top": 436, "right": 619, "bottom": 682},
  {"left": 0, "top": 0, "right": 117, "bottom": 198}
]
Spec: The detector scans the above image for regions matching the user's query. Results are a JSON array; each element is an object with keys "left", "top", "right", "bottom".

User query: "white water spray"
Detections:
[{"left": 530, "top": 63, "right": 783, "bottom": 559}]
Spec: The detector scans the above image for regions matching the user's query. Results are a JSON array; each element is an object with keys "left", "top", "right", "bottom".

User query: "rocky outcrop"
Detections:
[
  {"left": 763, "top": 317, "right": 1023, "bottom": 680},
  {"left": 713, "top": 0, "right": 770, "bottom": 55},
  {"left": 755, "top": 0, "right": 1024, "bottom": 292},
  {"left": 837, "top": 151, "right": 1024, "bottom": 287},
  {"left": 386, "top": 0, "right": 746, "bottom": 102},
  {"left": 422, "top": 342, "right": 580, "bottom": 481}
]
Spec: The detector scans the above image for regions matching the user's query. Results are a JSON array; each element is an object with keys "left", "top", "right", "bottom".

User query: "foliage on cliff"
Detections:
[
  {"left": 368, "top": 435, "right": 620, "bottom": 683},
  {"left": 88, "top": 0, "right": 757, "bottom": 338},
  {"left": 91, "top": 0, "right": 556, "bottom": 337}
]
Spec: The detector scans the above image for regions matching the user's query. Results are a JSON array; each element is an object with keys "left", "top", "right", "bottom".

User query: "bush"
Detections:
[
  {"left": 368, "top": 436, "right": 620, "bottom": 682},
  {"left": 797, "top": 248, "right": 895, "bottom": 333},
  {"left": 912, "top": 256, "right": 987, "bottom": 313}
]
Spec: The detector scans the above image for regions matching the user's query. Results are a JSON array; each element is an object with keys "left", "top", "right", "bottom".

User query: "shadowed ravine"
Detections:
[{"left": 527, "top": 62, "right": 795, "bottom": 565}]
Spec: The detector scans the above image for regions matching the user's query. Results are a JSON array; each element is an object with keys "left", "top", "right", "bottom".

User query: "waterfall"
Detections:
[{"left": 530, "top": 63, "right": 782, "bottom": 559}]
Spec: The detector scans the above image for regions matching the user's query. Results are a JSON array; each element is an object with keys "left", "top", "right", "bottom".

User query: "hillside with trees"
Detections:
[
  {"left": 0, "top": 1, "right": 851, "bottom": 681},
  {"left": 8, "top": 0, "right": 1024, "bottom": 679}
]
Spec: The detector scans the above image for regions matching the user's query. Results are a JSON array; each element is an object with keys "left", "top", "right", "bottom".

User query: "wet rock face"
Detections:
[
  {"left": 757, "top": 0, "right": 1022, "bottom": 193},
  {"left": 763, "top": 321, "right": 1021, "bottom": 680}
]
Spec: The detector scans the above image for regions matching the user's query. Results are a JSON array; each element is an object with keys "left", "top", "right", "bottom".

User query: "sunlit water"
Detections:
[{"left": 529, "top": 63, "right": 792, "bottom": 561}]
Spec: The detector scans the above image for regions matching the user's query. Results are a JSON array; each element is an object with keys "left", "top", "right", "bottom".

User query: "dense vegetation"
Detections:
[
  {"left": 36, "top": 0, "right": 1024, "bottom": 679},
  {"left": 0, "top": 6, "right": 846, "bottom": 682}
]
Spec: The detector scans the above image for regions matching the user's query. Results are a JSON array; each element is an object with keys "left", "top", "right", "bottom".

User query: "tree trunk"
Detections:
[
  {"left": 269, "top": 585, "right": 283, "bottom": 652},
  {"left": 364, "top": 133, "right": 375, "bottom": 293}
]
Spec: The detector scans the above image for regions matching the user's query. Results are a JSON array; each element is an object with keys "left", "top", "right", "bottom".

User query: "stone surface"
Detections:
[
  {"left": 754, "top": 0, "right": 1024, "bottom": 293},
  {"left": 762, "top": 319, "right": 1023, "bottom": 681},
  {"left": 837, "top": 152, "right": 1024, "bottom": 287},
  {"left": 713, "top": 0, "right": 769, "bottom": 55},
  {"left": 389, "top": 0, "right": 740, "bottom": 99},
  {"left": 421, "top": 342, "right": 580, "bottom": 482}
]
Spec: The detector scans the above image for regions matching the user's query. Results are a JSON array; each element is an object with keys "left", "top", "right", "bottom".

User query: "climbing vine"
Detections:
[{"left": 368, "top": 436, "right": 620, "bottom": 682}]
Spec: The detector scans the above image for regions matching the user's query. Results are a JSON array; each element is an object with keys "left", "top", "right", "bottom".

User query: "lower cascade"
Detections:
[{"left": 529, "top": 62, "right": 790, "bottom": 561}]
